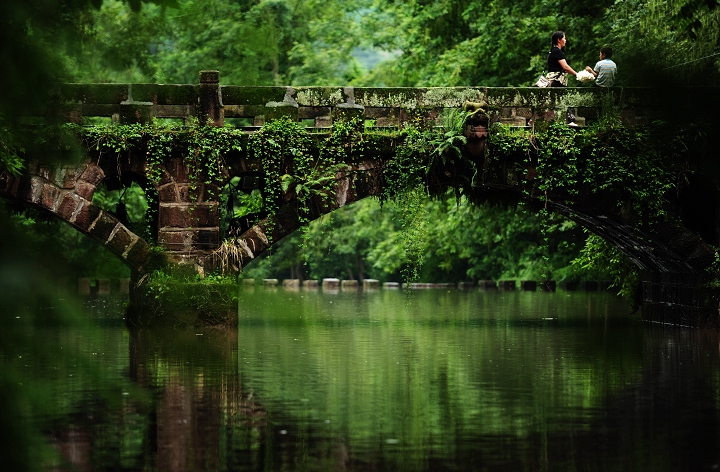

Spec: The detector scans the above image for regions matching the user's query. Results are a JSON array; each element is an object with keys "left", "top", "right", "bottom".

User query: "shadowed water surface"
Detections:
[{"left": 5, "top": 288, "right": 720, "bottom": 471}]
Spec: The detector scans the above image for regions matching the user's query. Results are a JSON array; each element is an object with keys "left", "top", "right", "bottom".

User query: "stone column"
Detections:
[
  {"left": 156, "top": 158, "right": 220, "bottom": 272},
  {"left": 198, "top": 70, "right": 224, "bottom": 127}
]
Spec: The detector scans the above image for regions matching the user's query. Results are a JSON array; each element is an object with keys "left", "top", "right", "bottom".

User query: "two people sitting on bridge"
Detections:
[{"left": 546, "top": 32, "right": 617, "bottom": 88}]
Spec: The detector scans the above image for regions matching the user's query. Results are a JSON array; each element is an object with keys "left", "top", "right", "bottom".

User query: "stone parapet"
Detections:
[{"left": 42, "top": 73, "right": 719, "bottom": 130}]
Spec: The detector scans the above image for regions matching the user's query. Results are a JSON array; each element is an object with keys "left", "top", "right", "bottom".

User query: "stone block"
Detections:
[
  {"left": 158, "top": 228, "right": 218, "bottom": 251},
  {"left": 195, "top": 228, "right": 219, "bottom": 249},
  {"left": 478, "top": 280, "right": 497, "bottom": 290},
  {"left": 332, "top": 106, "right": 365, "bottom": 124},
  {"left": 374, "top": 116, "right": 399, "bottom": 127},
  {"left": 164, "top": 159, "right": 189, "bottom": 183},
  {"left": 59, "top": 167, "right": 82, "bottom": 189},
  {"left": 322, "top": 278, "right": 340, "bottom": 290},
  {"left": 298, "top": 106, "right": 332, "bottom": 119},
  {"left": 263, "top": 279, "right": 279, "bottom": 287},
  {"left": 520, "top": 280, "right": 537, "bottom": 291},
  {"left": 106, "top": 225, "right": 133, "bottom": 256},
  {"left": 199, "top": 184, "right": 221, "bottom": 203},
  {"left": 541, "top": 280, "right": 557, "bottom": 292},
  {"left": 37, "top": 166, "right": 53, "bottom": 181},
  {"left": 265, "top": 105, "right": 298, "bottom": 122},
  {"left": 124, "top": 240, "right": 150, "bottom": 271},
  {"left": 158, "top": 230, "right": 192, "bottom": 251},
  {"left": 118, "top": 278, "right": 130, "bottom": 295},
  {"left": 57, "top": 193, "right": 80, "bottom": 221},
  {"left": 155, "top": 168, "right": 174, "bottom": 187},
  {"left": 78, "top": 278, "right": 91, "bottom": 296},
  {"left": 498, "top": 280, "right": 516, "bottom": 291},
  {"left": 79, "top": 164, "right": 105, "bottom": 186},
  {"left": 159, "top": 203, "right": 219, "bottom": 228},
  {"left": 73, "top": 200, "right": 101, "bottom": 230},
  {"left": 341, "top": 279, "right": 359, "bottom": 290},
  {"left": 119, "top": 103, "right": 154, "bottom": 124},
  {"left": 157, "top": 183, "right": 180, "bottom": 203},
  {"left": 90, "top": 212, "right": 118, "bottom": 242},
  {"left": 303, "top": 280, "right": 319, "bottom": 289},
  {"left": 199, "top": 70, "right": 219, "bottom": 84},
  {"left": 39, "top": 183, "right": 61, "bottom": 211},
  {"left": 178, "top": 184, "right": 193, "bottom": 203},
  {"left": 283, "top": 279, "right": 300, "bottom": 289},
  {"left": 97, "top": 278, "right": 111, "bottom": 295},
  {"left": 363, "top": 279, "right": 380, "bottom": 290},
  {"left": 75, "top": 181, "right": 96, "bottom": 200},
  {"left": 199, "top": 70, "right": 223, "bottom": 126},
  {"left": 560, "top": 281, "right": 579, "bottom": 291},
  {"left": 383, "top": 282, "right": 400, "bottom": 289}
]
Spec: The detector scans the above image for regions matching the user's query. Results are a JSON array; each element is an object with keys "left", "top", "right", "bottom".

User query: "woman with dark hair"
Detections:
[{"left": 547, "top": 31, "right": 578, "bottom": 87}]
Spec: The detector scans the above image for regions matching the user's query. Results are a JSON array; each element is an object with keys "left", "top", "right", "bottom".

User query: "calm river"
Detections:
[{"left": 4, "top": 287, "right": 720, "bottom": 471}]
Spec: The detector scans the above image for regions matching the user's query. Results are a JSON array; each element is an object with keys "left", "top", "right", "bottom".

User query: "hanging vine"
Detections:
[{"left": 60, "top": 106, "right": 703, "bottom": 298}]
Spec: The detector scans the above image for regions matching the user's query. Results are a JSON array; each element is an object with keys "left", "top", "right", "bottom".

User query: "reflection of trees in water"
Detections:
[
  {"left": 48, "top": 319, "right": 720, "bottom": 471},
  {"left": 125, "top": 328, "right": 354, "bottom": 471},
  {"left": 129, "top": 328, "right": 267, "bottom": 472},
  {"left": 507, "top": 327, "right": 720, "bottom": 472}
]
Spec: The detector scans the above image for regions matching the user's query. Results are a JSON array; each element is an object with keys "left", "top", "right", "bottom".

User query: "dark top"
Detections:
[{"left": 547, "top": 46, "right": 566, "bottom": 72}]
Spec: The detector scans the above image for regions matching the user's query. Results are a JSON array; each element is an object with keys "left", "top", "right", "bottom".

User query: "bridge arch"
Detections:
[
  {"left": 0, "top": 159, "right": 152, "bottom": 273},
  {"left": 218, "top": 156, "right": 715, "bottom": 282}
]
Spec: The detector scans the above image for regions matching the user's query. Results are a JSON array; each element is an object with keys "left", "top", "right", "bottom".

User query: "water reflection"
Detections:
[{"left": 5, "top": 288, "right": 720, "bottom": 470}]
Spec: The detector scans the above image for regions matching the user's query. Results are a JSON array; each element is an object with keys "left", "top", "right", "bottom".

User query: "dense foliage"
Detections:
[{"left": 1, "top": 2, "right": 718, "bottom": 469}]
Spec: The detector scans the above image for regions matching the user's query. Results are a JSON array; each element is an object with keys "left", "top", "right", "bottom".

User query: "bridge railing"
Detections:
[{"left": 37, "top": 71, "right": 718, "bottom": 130}]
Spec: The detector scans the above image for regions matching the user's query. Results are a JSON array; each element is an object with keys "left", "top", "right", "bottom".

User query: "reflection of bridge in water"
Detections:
[{"left": 2, "top": 70, "right": 720, "bottom": 326}]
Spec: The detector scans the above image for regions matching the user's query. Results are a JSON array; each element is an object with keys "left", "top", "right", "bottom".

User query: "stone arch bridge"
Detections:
[{"left": 2, "top": 71, "right": 720, "bottom": 325}]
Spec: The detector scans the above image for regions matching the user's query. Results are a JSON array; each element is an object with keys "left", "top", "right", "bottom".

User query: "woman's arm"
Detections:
[{"left": 558, "top": 59, "right": 577, "bottom": 76}]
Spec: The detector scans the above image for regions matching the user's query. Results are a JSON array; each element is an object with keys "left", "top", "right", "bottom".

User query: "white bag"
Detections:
[{"left": 535, "top": 74, "right": 551, "bottom": 87}]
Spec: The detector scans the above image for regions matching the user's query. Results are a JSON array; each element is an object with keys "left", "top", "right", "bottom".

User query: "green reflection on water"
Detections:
[
  {"left": 7, "top": 285, "right": 720, "bottom": 471},
  {"left": 232, "top": 289, "right": 641, "bottom": 469}
]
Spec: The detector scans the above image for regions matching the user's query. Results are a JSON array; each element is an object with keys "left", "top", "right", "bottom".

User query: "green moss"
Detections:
[
  {"left": 354, "top": 88, "right": 422, "bottom": 108},
  {"left": 295, "top": 87, "right": 346, "bottom": 106},
  {"left": 59, "top": 83, "right": 129, "bottom": 104},
  {"left": 132, "top": 84, "right": 198, "bottom": 104},
  {"left": 220, "top": 86, "right": 289, "bottom": 105},
  {"left": 422, "top": 87, "right": 487, "bottom": 107},
  {"left": 129, "top": 273, "right": 239, "bottom": 328}
]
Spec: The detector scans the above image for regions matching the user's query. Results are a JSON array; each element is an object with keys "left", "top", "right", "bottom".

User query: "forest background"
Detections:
[{"left": 2, "top": 0, "right": 720, "bottom": 288}]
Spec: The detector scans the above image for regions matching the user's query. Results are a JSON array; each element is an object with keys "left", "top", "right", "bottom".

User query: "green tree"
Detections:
[{"left": 358, "top": 0, "right": 614, "bottom": 86}]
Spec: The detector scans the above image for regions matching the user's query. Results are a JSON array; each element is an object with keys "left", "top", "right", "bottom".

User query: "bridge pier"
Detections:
[
  {"left": 156, "top": 158, "right": 221, "bottom": 274},
  {"left": 154, "top": 70, "right": 225, "bottom": 273}
]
